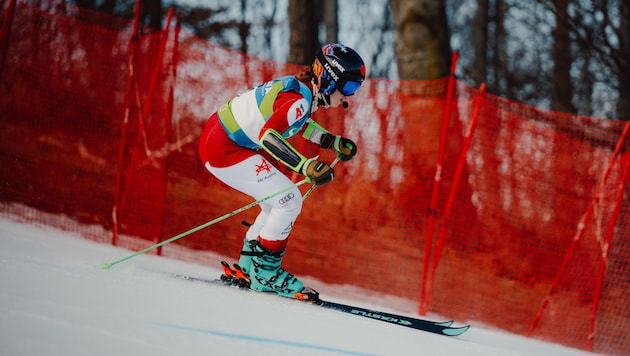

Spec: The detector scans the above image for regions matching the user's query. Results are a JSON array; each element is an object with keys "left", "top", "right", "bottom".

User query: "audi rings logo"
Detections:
[{"left": 278, "top": 193, "right": 295, "bottom": 205}]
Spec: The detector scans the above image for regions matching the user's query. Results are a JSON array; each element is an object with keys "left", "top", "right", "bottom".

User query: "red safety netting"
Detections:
[{"left": 1, "top": 1, "right": 628, "bottom": 354}]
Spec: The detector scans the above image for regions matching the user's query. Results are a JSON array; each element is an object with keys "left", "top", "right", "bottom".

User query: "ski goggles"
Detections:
[{"left": 336, "top": 79, "right": 362, "bottom": 96}]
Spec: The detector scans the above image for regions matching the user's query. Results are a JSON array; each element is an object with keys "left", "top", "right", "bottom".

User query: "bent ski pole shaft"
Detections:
[
  {"left": 101, "top": 179, "right": 308, "bottom": 270},
  {"left": 303, "top": 157, "right": 340, "bottom": 200}
]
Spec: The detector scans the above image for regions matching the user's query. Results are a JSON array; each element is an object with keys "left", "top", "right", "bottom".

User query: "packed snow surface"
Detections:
[{"left": 0, "top": 217, "right": 599, "bottom": 355}]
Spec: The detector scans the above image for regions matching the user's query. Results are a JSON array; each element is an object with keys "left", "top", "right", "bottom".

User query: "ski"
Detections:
[
  {"left": 309, "top": 299, "right": 467, "bottom": 336},
  {"left": 164, "top": 270, "right": 470, "bottom": 337}
]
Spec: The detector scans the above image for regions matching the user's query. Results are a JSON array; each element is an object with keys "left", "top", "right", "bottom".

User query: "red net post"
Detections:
[
  {"left": 419, "top": 51, "right": 459, "bottom": 315},
  {"left": 528, "top": 121, "right": 630, "bottom": 348},
  {"left": 587, "top": 149, "right": 630, "bottom": 351},
  {"left": 112, "top": 0, "right": 143, "bottom": 246}
]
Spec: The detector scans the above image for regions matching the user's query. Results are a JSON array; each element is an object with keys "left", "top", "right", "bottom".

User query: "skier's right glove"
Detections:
[
  {"left": 320, "top": 133, "right": 358, "bottom": 162},
  {"left": 302, "top": 158, "right": 334, "bottom": 186}
]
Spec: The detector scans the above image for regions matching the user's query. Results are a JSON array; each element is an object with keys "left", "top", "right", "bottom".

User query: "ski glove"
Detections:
[
  {"left": 302, "top": 157, "right": 334, "bottom": 186},
  {"left": 320, "top": 133, "right": 357, "bottom": 162}
]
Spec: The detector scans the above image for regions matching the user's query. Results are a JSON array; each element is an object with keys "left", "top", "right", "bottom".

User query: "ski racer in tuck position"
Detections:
[{"left": 198, "top": 43, "right": 366, "bottom": 300}]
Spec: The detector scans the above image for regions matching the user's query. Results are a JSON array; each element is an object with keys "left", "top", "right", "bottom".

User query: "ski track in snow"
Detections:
[{"left": 0, "top": 216, "right": 601, "bottom": 356}]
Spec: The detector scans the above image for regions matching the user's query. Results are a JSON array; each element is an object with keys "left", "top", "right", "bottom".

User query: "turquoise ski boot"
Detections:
[
  {"left": 237, "top": 237, "right": 258, "bottom": 275},
  {"left": 249, "top": 242, "right": 318, "bottom": 300}
]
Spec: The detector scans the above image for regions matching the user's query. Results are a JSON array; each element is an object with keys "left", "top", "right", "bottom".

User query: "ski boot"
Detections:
[
  {"left": 249, "top": 241, "right": 319, "bottom": 301},
  {"left": 237, "top": 237, "right": 259, "bottom": 276},
  {"left": 220, "top": 237, "right": 260, "bottom": 288}
]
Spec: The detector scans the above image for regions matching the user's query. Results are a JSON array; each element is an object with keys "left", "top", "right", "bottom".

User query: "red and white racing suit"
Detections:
[{"left": 198, "top": 75, "right": 325, "bottom": 250}]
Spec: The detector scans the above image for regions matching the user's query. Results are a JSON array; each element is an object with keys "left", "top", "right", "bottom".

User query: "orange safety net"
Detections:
[{"left": 1, "top": 1, "right": 628, "bottom": 354}]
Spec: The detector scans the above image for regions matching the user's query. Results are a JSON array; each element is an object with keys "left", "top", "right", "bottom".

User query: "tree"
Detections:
[
  {"left": 551, "top": 0, "right": 575, "bottom": 113},
  {"left": 74, "top": 0, "right": 162, "bottom": 29},
  {"left": 472, "top": 0, "right": 488, "bottom": 85},
  {"left": 323, "top": 0, "right": 338, "bottom": 43},
  {"left": 618, "top": 1, "right": 630, "bottom": 120},
  {"left": 288, "top": 0, "right": 319, "bottom": 65},
  {"left": 390, "top": 0, "right": 452, "bottom": 80}
]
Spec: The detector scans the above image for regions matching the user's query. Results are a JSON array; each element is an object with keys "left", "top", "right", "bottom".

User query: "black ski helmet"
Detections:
[{"left": 312, "top": 43, "right": 366, "bottom": 100}]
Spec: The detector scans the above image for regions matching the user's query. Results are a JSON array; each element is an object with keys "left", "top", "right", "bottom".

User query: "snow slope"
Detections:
[{"left": 0, "top": 217, "right": 600, "bottom": 356}]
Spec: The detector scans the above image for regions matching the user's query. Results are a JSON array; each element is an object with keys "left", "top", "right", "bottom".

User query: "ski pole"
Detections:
[
  {"left": 302, "top": 156, "right": 341, "bottom": 200},
  {"left": 101, "top": 179, "right": 308, "bottom": 270}
]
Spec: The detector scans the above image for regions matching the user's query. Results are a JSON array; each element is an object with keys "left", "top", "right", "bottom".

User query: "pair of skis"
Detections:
[{"left": 166, "top": 263, "right": 470, "bottom": 337}]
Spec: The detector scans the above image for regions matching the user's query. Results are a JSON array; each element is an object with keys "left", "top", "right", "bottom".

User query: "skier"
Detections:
[{"left": 198, "top": 43, "right": 366, "bottom": 300}]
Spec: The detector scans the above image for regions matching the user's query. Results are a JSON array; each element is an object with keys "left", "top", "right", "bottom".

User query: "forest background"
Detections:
[{"left": 67, "top": 0, "right": 630, "bottom": 121}]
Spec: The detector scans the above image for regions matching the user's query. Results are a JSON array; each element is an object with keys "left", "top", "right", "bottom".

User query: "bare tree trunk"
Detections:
[
  {"left": 323, "top": 0, "right": 338, "bottom": 43},
  {"left": 288, "top": 0, "right": 319, "bottom": 65},
  {"left": 390, "top": 0, "right": 451, "bottom": 80},
  {"left": 618, "top": 1, "right": 630, "bottom": 120},
  {"left": 143, "top": 0, "right": 163, "bottom": 29},
  {"left": 472, "top": 0, "right": 488, "bottom": 85},
  {"left": 490, "top": 0, "right": 505, "bottom": 95},
  {"left": 551, "top": 0, "right": 575, "bottom": 113}
]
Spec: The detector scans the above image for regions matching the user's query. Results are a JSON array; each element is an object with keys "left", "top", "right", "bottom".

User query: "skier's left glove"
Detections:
[{"left": 320, "top": 133, "right": 357, "bottom": 162}]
